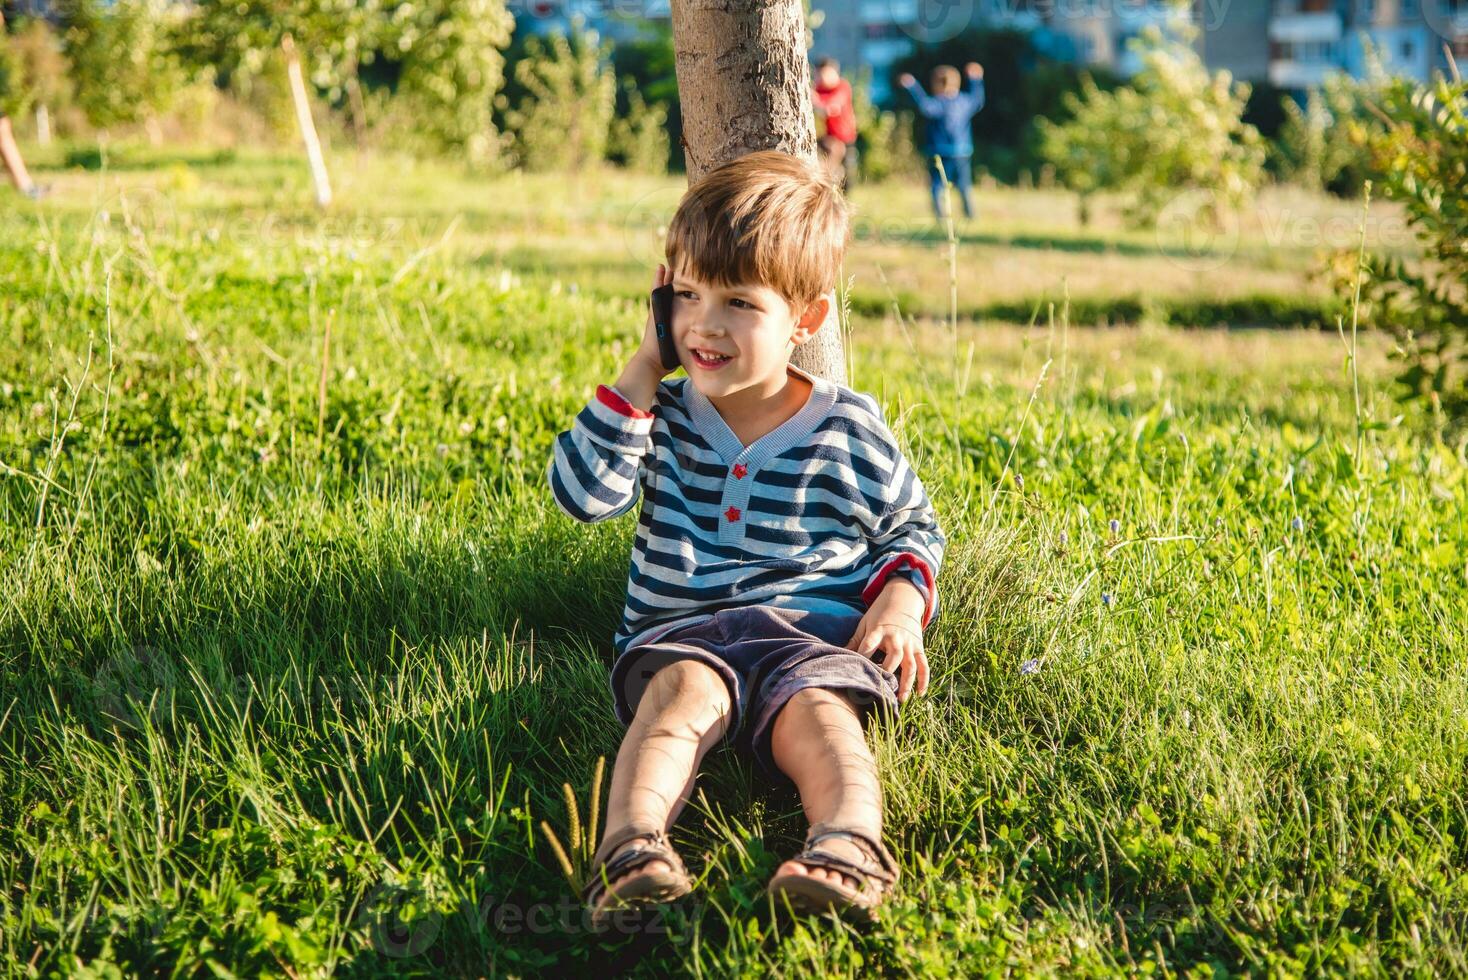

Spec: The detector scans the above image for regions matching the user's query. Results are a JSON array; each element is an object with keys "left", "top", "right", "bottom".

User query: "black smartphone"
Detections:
[{"left": 650, "top": 283, "right": 679, "bottom": 371}]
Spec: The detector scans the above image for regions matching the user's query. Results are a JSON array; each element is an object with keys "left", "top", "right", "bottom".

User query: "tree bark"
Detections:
[
  {"left": 669, "top": 0, "right": 846, "bottom": 385},
  {"left": 282, "top": 34, "right": 333, "bottom": 208}
]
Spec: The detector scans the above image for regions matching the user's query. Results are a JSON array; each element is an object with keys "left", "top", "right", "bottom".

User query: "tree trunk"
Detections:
[
  {"left": 282, "top": 34, "right": 333, "bottom": 208},
  {"left": 35, "top": 105, "right": 51, "bottom": 146},
  {"left": 669, "top": 0, "right": 846, "bottom": 385}
]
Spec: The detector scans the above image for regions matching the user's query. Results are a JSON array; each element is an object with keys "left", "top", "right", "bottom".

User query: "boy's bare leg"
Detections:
[
  {"left": 0, "top": 116, "right": 37, "bottom": 195},
  {"left": 768, "top": 688, "right": 884, "bottom": 890},
  {"left": 595, "top": 659, "right": 733, "bottom": 893}
]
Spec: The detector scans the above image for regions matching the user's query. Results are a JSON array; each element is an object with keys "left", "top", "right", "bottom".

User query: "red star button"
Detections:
[
  {"left": 724, "top": 505, "right": 741, "bottom": 522},
  {"left": 732, "top": 463, "right": 747, "bottom": 479}
]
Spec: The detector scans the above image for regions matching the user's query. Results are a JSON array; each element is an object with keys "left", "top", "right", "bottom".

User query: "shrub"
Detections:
[
  {"left": 4, "top": 18, "right": 72, "bottom": 126},
  {"left": 1274, "top": 72, "right": 1380, "bottom": 196},
  {"left": 1038, "top": 24, "right": 1266, "bottom": 227},
  {"left": 1337, "top": 68, "right": 1468, "bottom": 418},
  {"left": 392, "top": 0, "right": 514, "bottom": 168},
  {"left": 503, "top": 22, "right": 615, "bottom": 172},
  {"left": 852, "top": 71, "right": 921, "bottom": 183},
  {"left": 608, "top": 82, "right": 668, "bottom": 175},
  {"left": 63, "top": 0, "right": 189, "bottom": 134}
]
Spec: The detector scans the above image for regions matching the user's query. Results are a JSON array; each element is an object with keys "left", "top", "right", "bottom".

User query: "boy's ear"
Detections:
[{"left": 792, "top": 295, "right": 831, "bottom": 345}]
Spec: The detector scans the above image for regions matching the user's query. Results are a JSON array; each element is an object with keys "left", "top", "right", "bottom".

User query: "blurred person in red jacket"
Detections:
[{"left": 812, "top": 57, "right": 858, "bottom": 191}]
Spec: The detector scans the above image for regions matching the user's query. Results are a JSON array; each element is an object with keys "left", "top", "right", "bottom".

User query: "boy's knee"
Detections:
[
  {"left": 636, "top": 659, "right": 732, "bottom": 722},
  {"left": 772, "top": 686, "right": 862, "bottom": 740}
]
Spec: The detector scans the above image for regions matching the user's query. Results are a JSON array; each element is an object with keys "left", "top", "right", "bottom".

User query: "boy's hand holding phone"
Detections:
[{"left": 612, "top": 263, "right": 680, "bottom": 413}]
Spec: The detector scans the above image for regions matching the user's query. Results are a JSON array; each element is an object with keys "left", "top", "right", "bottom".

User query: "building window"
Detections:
[
  {"left": 1401, "top": 0, "right": 1417, "bottom": 15},
  {"left": 1401, "top": 38, "right": 1413, "bottom": 58}
]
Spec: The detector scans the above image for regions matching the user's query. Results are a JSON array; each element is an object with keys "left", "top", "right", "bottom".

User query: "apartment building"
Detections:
[{"left": 810, "top": 0, "right": 1465, "bottom": 103}]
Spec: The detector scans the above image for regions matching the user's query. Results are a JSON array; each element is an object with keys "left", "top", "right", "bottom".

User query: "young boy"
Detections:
[
  {"left": 898, "top": 62, "right": 985, "bottom": 222},
  {"left": 548, "top": 150, "right": 945, "bottom": 922}
]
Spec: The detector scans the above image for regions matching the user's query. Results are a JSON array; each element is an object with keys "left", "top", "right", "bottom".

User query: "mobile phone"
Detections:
[{"left": 650, "top": 283, "right": 679, "bottom": 371}]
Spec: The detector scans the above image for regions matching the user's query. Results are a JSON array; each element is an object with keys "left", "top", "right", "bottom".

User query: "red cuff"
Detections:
[
  {"left": 861, "top": 554, "right": 936, "bottom": 628},
  {"left": 596, "top": 384, "right": 654, "bottom": 420}
]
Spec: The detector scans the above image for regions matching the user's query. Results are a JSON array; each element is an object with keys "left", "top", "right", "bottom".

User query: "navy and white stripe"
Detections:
[{"left": 549, "top": 364, "right": 946, "bottom": 657}]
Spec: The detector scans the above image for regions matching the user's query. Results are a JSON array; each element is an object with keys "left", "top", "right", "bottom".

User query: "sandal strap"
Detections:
[
  {"left": 797, "top": 824, "right": 899, "bottom": 886},
  {"left": 580, "top": 827, "right": 687, "bottom": 904}
]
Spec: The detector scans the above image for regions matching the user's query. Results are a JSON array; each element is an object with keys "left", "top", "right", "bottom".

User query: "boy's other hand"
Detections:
[
  {"left": 846, "top": 579, "right": 929, "bottom": 703},
  {"left": 897, "top": 73, "right": 915, "bottom": 88},
  {"left": 965, "top": 62, "right": 983, "bottom": 79}
]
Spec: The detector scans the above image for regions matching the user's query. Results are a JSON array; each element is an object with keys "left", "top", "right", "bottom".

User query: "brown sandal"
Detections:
[
  {"left": 581, "top": 826, "right": 693, "bottom": 929},
  {"left": 766, "top": 823, "right": 900, "bottom": 920}
]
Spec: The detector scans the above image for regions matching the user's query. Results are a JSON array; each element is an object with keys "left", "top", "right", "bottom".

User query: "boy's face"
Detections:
[
  {"left": 816, "top": 65, "right": 839, "bottom": 87},
  {"left": 670, "top": 266, "right": 826, "bottom": 399}
]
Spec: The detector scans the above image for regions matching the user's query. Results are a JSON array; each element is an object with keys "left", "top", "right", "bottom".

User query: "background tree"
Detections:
[
  {"left": 389, "top": 0, "right": 513, "bottom": 168},
  {"left": 670, "top": 0, "right": 845, "bottom": 384},
  {"left": 6, "top": 17, "right": 69, "bottom": 145},
  {"left": 183, "top": 0, "right": 386, "bottom": 206},
  {"left": 503, "top": 22, "right": 615, "bottom": 173},
  {"left": 1038, "top": 23, "right": 1266, "bottom": 227},
  {"left": 63, "top": 0, "right": 188, "bottom": 144},
  {"left": 609, "top": 81, "right": 669, "bottom": 175},
  {"left": 1274, "top": 71, "right": 1380, "bottom": 197},
  {"left": 1334, "top": 68, "right": 1468, "bottom": 417},
  {"left": 609, "top": 21, "right": 681, "bottom": 171}
]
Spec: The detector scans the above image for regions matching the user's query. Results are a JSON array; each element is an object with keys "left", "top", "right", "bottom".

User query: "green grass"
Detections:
[{"left": 2, "top": 149, "right": 1467, "bottom": 977}]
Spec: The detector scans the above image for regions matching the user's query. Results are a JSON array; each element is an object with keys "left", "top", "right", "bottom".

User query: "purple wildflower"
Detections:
[
  {"left": 1109, "top": 519, "right": 1120, "bottom": 534},
  {"left": 1020, "top": 658, "right": 1041, "bottom": 676},
  {"left": 1292, "top": 516, "right": 1304, "bottom": 531},
  {"left": 1102, "top": 592, "right": 1114, "bottom": 607}
]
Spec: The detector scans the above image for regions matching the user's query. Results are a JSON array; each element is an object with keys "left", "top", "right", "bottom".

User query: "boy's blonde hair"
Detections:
[
  {"left": 665, "top": 149, "right": 850, "bottom": 314},
  {"left": 930, "top": 65, "right": 960, "bottom": 96}
]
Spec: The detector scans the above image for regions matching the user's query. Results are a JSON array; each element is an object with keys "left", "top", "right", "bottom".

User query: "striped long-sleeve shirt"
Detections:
[{"left": 548, "top": 363, "right": 946, "bottom": 657}]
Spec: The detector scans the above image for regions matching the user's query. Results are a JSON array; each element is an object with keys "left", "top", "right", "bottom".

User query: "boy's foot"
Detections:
[
  {"left": 581, "top": 826, "right": 693, "bottom": 928},
  {"left": 767, "top": 823, "right": 899, "bottom": 919}
]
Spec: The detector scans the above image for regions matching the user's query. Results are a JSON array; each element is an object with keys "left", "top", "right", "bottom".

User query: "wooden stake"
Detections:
[{"left": 282, "top": 34, "right": 333, "bottom": 208}]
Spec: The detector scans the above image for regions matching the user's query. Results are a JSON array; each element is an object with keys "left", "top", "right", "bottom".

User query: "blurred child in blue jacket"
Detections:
[{"left": 898, "top": 62, "right": 985, "bottom": 222}]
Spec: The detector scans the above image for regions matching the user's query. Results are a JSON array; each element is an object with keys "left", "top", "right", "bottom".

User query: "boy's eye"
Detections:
[
  {"left": 730, "top": 298, "right": 757, "bottom": 310},
  {"left": 675, "top": 289, "right": 697, "bottom": 300}
]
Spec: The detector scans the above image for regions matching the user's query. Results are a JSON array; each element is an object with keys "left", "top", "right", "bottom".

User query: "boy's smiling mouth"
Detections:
[{"left": 690, "top": 347, "right": 735, "bottom": 369}]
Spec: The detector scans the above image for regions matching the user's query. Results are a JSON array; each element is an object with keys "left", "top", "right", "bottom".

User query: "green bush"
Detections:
[
  {"left": 63, "top": 0, "right": 189, "bottom": 132},
  {"left": 1340, "top": 68, "right": 1468, "bottom": 417},
  {"left": 393, "top": 0, "right": 514, "bottom": 168},
  {"left": 1274, "top": 72, "right": 1380, "bottom": 196},
  {"left": 502, "top": 23, "right": 615, "bottom": 172},
  {"left": 0, "top": 25, "right": 23, "bottom": 119},
  {"left": 8, "top": 18, "right": 73, "bottom": 128},
  {"left": 1038, "top": 25, "right": 1266, "bottom": 227},
  {"left": 852, "top": 71, "right": 921, "bottom": 183},
  {"left": 607, "top": 82, "right": 668, "bottom": 175}
]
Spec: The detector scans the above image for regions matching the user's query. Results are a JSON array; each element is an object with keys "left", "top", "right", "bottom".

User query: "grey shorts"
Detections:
[{"left": 609, "top": 604, "right": 901, "bottom": 781}]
